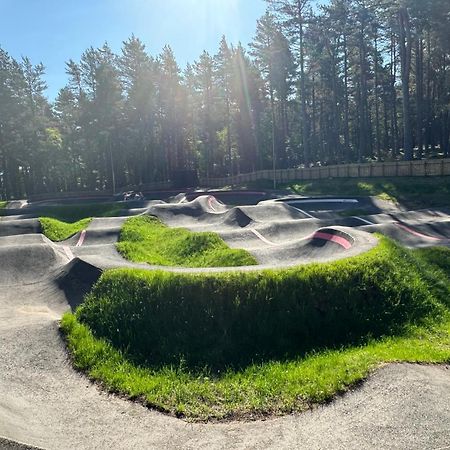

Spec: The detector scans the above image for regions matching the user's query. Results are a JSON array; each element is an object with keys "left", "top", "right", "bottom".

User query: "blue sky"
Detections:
[{"left": 0, "top": 0, "right": 268, "bottom": 100}]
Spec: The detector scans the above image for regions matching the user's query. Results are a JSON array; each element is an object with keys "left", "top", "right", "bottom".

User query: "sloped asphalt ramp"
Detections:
[{"left": 0, "top": 196, "right": 449, "bottom": 449}]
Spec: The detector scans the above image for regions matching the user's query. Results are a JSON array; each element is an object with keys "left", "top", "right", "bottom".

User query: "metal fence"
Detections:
[{"left": 200, "top": 159, "right": 450, "bottom": 188}]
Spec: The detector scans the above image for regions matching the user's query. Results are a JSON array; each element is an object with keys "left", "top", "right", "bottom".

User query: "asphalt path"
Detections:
[{"left": 1, "top": 195, "right": 450, "bottom": 449}]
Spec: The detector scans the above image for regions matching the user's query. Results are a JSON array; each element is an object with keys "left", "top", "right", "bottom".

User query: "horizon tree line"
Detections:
[{"left": 0, "top": 0, "right": 449, "bottom": 198}]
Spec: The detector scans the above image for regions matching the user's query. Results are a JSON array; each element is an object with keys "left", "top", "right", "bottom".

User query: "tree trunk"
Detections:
[
  {"left": 343, "top": 33, "right": 350, "bottom": 162},
  {"left": 398, "top": 7, "right": 413, "bottom": 160},
  {"left": 415, "top": 37, "right": 424, "bottom": 158},
  {"left": 374, "top": 31, "right": 381, "bottom": 159},
  {"left": 297, "top": 0, "right": 309, "bottom": 165}
]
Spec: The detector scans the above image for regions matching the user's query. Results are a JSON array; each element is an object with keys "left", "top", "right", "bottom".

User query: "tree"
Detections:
[{"left": 397, "top": 5, "right": 413, "bottom": 160}]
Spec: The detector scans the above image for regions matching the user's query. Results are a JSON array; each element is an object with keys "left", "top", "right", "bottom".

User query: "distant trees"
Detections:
[{"left": 0, "top": 0, "right": 449, "bottom": 198}]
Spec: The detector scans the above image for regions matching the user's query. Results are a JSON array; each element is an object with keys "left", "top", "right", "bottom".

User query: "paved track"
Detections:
[{"left": 1, "top": 195, "right": 450, "bottom": 449}]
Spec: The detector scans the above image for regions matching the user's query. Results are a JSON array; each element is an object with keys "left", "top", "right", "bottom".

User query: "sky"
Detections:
[{"left": 0, "top": 0, "right": 268, "bottom": 100}]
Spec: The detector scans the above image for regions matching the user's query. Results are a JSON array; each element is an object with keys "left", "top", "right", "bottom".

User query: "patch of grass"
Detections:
[
  {"left": 117, "top": 215, "right": 257, "bottom": 268},
  {"left": 40, "top": 217, "right": 91, "bottom": 242},
  {"left": 33, "top": 202, "right": 124, "bottom": 222},
  {"left": 0, "top": 201, "right": 7, "bottom": 209},
  {"left": 414, "top": 247, "right": 450, "bottom": 278},
  {"left": 61, "top": 303, "right": 450, "bottom": 422},
  {"left": 286, "top": 177, "right": 450, "bottom": 208}
]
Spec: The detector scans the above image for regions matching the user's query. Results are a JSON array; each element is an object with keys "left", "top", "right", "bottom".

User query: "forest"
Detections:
[{"left": 0, "top": 0, "right": 449, "bottom": 198}]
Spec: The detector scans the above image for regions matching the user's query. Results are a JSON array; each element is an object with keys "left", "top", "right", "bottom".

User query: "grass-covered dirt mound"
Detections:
[
  {"left": 75, "top": 238, "right": 440, "bottom": 369},
  {"left": 40, "top": 217, "right": 91, "bottom": 241},
  {"left": 117, "top": 215, "right": 258, "bottom": 268},
  {"left": 61, "top": 238, "right": 450, "bottom": 420}
]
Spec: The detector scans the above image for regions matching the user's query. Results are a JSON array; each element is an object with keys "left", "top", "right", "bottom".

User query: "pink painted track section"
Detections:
[
  {"left": 75, "top": 229, "right": 87, "bottom": 247},
  {"left": 394, "top": 222, "right": 442, "bottom": 241},
  {"left": 312, "top": 231, "right": 353, "bottom": 250}
]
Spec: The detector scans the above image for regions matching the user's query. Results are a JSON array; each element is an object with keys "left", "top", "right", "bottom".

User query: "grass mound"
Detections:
[
  {"left": 74, "top": 238, "right": 442, "bottom": 370},
  {"left": 40, "top": 217, "right": 91, "bottom": 242},
  {"left": 61, "top": 239, "right": 450, "bottom": 420},
  {"left": 117, "top": 215, "right": 257, "bottom": 268}
]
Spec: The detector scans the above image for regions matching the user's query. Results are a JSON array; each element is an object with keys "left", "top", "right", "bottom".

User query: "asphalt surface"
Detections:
[{"left": 1, "top": 194, "right": 450, "bottom": 449}]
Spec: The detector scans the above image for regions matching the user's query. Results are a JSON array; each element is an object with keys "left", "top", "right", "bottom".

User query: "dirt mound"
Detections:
[
  {"left": 146, "top": 196, "right": 210, "bottom": 222},
  {"left": 56, "top": 258, "right": 103, "bottom": 309},
  {"left": 239, "top": 203, "right": 308, "bottom": 222},
  {"left": 252, "top": 227, "right": 369, "bottom": 266},
  {"left": 0, "top": 235, "right": 68, "bottom": 286},
  {"left": 222, "top": 207, "right": 253, "bottom": 228},
  {"left": 0, "top": 218, "right": 41, "bottom": 237}
]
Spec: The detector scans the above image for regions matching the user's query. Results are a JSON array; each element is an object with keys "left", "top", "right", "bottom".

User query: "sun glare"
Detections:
[{"left": 178, "top": 0, "right": 241, "bottom": 39}]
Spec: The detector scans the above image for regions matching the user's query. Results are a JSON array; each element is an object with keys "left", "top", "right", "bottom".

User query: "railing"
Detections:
[
  {"left": 200, "top": 159, "right": 450, "bottom": 188},
  {"left": 23, "top": 159, "right": 450, "bottom": 201}
]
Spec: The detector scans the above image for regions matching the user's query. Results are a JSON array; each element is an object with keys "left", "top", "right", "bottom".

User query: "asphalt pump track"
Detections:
[{"left": 0, "top": 195, "right": 449, "bottom": 449}]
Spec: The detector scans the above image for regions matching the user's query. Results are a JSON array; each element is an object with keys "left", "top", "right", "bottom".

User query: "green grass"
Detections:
[
  {"left": 33, "top": 202, "right": 124, "bottom": 222},
  {"left": 285, "top": 177, "right": 450, "bottom": 208},
  {"left": 0, "top": 201, "right": 7, "bottom": 209},
  {"left": 117, "top": 215, "right": 258, "bottom": 268},
  {"left": 40, "top": 217, "right": 91, "bottom": 242},
  {"left": 37, "top": 201, "right": 130, "bottom": 241},
  {"left": 61, "top": 239, "right": 450, "bottom": 420},
  {"left": 61, "top": 314, "right": 450, "bottom": 421}
]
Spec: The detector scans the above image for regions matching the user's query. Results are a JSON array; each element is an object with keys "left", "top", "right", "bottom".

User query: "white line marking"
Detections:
[
  {"left": 353, "top": 216, "right": 375, "bottom": 225},
  {"left": 250, "top": 229, "right": 280, "bottom": 246},
  {"left": 63, "top": 246, "right": 74, "bottom": 260},
  {"left": 296, "top": 208, "right": 316, "bottom": 219},
  {"left": 285, "top": 199, "right": 358, "bottom": 204}
]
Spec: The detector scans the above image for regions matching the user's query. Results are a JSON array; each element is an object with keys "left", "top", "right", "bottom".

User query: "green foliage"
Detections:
[
  {"left": 0, "top": 201, "right": 7, "bottom": 209},
  {"left": 36, "top": 203, "right": 123, "bottom": 222},
  {"left": 77, "top": 238, "right": 441, "bottom": 370},
  {"left": 40, "top": 217, "right": 91, "bottom": 242},
  {"left": 117, "top": 215, "right": 257, "bottom": 268},
  {"left": 2, "top": 0, "right": 450, "bottom": 198},
  {"left": 61, "top": 242, "right": 450, "bottom": 420},
  {"left": 288, "top": 177, "right": 450, "bottom": 208}
]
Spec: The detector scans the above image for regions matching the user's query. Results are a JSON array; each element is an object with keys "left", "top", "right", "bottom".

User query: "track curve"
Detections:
[{"left": 1, "top": 195, "right": 450, "bottom": 449}]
